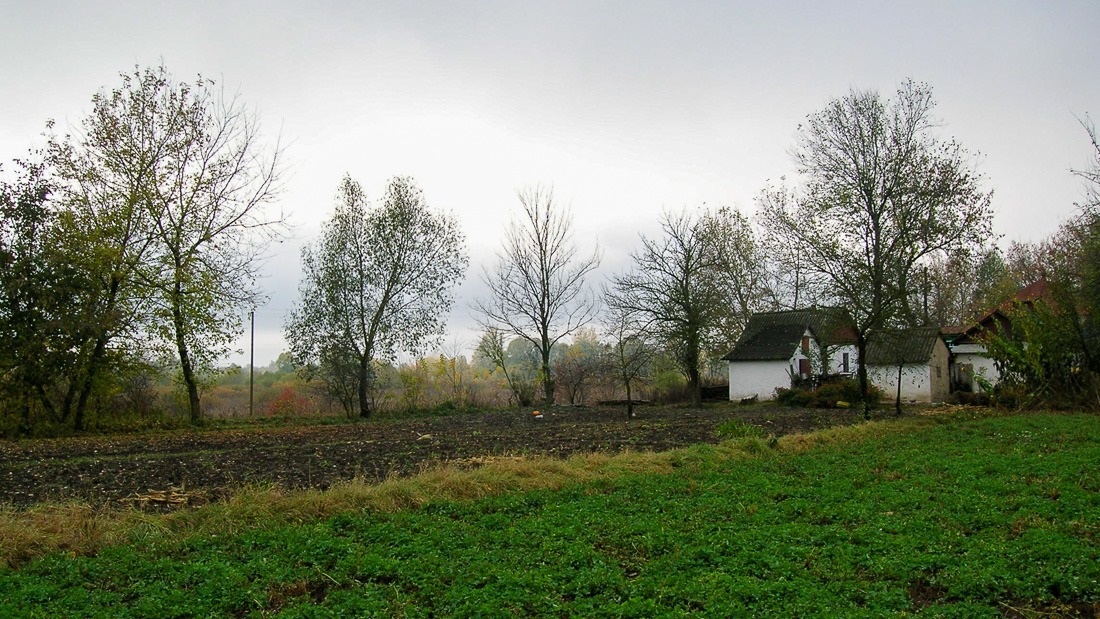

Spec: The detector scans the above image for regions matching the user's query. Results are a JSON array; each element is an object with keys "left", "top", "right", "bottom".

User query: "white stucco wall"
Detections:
[
  {"left": 728, "top": 360, "right": 792, "bottom": 400},
  {"left": 869, "top": 364, "right": 933, "bottom": 402},
  {"left": 952, "top": 344, "right": 1000, "bottom": 392},
  {"left": 824, "top": 344, "right": 859, "bottom": 376},
  {"left": 727, "top": 329, "right": 854, "bottom": 400},
  {"left": 869, "top": 338, "right": 950, "bottom": 403}
]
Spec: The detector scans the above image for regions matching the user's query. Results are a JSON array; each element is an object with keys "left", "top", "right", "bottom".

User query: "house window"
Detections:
[
  {"left": 798, "top": 358, "right": 810, "bottom": 378},
  {"left": 801, "top": 336, "right": 810, "bottom": 355},
  {"left": 842, "top": 352, "right": 850, "bottom": 374}
]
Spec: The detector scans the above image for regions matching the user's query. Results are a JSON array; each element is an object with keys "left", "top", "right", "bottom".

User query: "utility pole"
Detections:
[{"left": 249, "top": 309, "right": 255, "bottom": 417}]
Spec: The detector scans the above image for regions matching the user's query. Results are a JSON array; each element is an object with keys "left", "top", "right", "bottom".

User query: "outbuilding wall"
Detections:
[
  {"left": 868, "top": 338, "right": 951, "bottom": 403},
  {"left": 728, "top": 360, "right": 791, "bottom": 401},
  {"left": 951, "top": 344, "right": 1000, "bottom": 393}
]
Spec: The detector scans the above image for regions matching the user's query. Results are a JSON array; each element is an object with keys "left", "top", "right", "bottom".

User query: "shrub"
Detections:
[
  {"left": 650, "top": 370, "right": 691, "bottom": 404},
  {"left": 954, "top": 391, "right": 992, "bottom": 406},
  {"left": 774, "top": 387, "right": 809, "bottom": 407},
  {"left": 811, "top": 380, "right": 882, "bottom": 408},
  {"left": 776, "top": 380, "right": 882, "bottom": 409},
  {"left": 265, "top": 386, "right": 307, "bottom": 417},
  {"left": 715, "top": 420, "right": 766, "bottom": 440}
]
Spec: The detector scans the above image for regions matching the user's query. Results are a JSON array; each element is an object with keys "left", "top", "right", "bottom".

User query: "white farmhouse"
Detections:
[{"left": 723, "top": 309, "right": 857, "bottom": 401}]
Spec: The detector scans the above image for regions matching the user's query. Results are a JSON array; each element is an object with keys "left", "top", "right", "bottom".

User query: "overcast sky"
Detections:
[{"left": 2, "top": 0, "right": 1098, "bottom": 366}]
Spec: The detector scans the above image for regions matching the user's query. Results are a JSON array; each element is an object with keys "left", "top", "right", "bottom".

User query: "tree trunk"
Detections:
[
  {"left": 895, "top": 363, "right": 903, "bottom": 416},
  {"left": 358, "top": 355, "right": 373, "bottom": 419},
  {"left": 625, "top": 380, "right": 635, "bottom": 419},
  {"left": 35, "top": 382, "right": 58, "bottom": 425},
  {"left": 72, "top": 334, "right": 109, "bottom": 432},
  {"left": 856, "top": 335, "right": 871, "bottom": 420},
  {"left": 172, "top": 300, "right": 202, "bottom": 426},
  {"left": 689, "top": 346, "right": 703, "bottom": 408},
  {"left": 70, "top": 275, "right": 123, "bottom": 431},
  {"left": 540, "top": 353, "right": 554, "bottom": 405},
  {"left": 688, "top": 365, "right": 702, "bottom": 407}
]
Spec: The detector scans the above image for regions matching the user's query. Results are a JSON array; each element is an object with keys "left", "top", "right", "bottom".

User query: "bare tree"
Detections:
[
  {"left": 702, "top": 205, "right": 776, "bottom": 356},
  {"left": 1076, "top": 114, "right": 1100, "bottom": 213},
  {"left": 756, "top": 186, "right": 828, "bottom": 310},
  {"left": 476, "top": 186, "right": 600, "bottom": 405},
  {"left": 552, "top": 328, "right": 604, "bottom": 406},
  {"left": 144, "top": 69, "right": 285, "bottom": 425},
  {"left": 602, "top": 301, "right": 656, "bottom": 418},
  {"left": 286, "top": 176, "right": 467, "bottom": 419},
  {"left": 758, "top": 80, "right": 994, "bottom": 417},
  {"left": 608, "top": 207, "right": 765, "bottom": 407},
  {"left": 920, "top": 248, "right": 1009, "bottom": 327}
]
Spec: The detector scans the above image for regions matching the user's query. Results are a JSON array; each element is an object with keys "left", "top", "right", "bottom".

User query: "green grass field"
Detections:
[{"left": 1, "top": 410, "right": 1097, "bottom": 617}]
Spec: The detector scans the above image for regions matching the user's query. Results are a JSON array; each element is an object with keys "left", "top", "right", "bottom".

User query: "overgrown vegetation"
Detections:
[
  {"left": 981, "top": 119, "right": 1100, "bottom": 410},
  {"left": 775, "top": 379, "right": 883, "bottom": 409},
  {"left": 1, "top": 411, "right": 1097, "bottom": 616}
]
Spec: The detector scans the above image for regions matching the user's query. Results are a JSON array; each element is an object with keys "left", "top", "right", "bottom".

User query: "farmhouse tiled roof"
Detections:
[
  {"left": 865, "top": 326, "right": 942, "bottom": 365},
  {"left": 957, "top": 278, "right": 1053, "bottom": 343},
  {"left": 721, "top": 308, "right": 855, "bottom": 362},
  {"left": 721, "top": 322, "right": 808, "bottom": 361}
]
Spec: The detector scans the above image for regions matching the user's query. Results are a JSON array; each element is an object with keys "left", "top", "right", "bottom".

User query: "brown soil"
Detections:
[{"left": 0, "top": 404, "right": 906, "bottom": 509}]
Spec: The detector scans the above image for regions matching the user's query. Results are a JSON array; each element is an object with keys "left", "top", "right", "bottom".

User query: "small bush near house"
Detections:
[
  {"left": 649, "top": 370, "right": 691, "bottom": 404},
  {"left": 954, "top": 391, "right": 992, "bottom": 406},
  {"left": 775, "top": 380, "right": 882, "bottom": 409}
]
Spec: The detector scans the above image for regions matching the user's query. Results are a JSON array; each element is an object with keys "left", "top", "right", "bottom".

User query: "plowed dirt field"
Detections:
[{"left": 0, "top": 404, "right": 906, "bottom": 509}]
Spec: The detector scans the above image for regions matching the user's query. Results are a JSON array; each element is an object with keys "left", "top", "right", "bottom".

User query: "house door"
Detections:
[{"left": 798, "top": 358, "right": 810, "bottom": 378}]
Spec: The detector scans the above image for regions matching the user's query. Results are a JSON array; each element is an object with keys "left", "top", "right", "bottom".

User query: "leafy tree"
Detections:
[
  {"left": 984, "top": 297, "right": 1089, "bottom": 405},
  {"left": 398, "top": 359, "right": 429, "bottom": 412},
  {"left": 476, "top": 186, "right": 600, "bottom": 405},
  {"left": 49, "top": 64, "right": 285, "bottom": 425},
  {"left": 759, "top": 80, "right": 994, "bottom": 417},
  {"left": 48, "top": 108, "right": 159, "bottom": 430},
  {"left": 0, "top": 160, "right": 79, "bottom": 431},
  {"left": 286, "top": 176, "right": 467, "bottom": 418},
  {"left": 608, "top": 207, "right": 766, "bottom": 407},
  {"left": 270, "top": 351, "right": 298, "bottom": 374},
  {"left": 432, "top": 350, "right": 470, "bottom": 408}
]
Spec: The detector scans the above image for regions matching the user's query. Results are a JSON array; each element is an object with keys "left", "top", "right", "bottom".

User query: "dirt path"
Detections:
[{"left": 0, "top": 404, "right": 900, "bottom": 509}]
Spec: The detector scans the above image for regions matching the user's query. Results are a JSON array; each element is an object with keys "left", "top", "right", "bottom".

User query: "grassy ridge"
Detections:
[{"left": 1, "top": 411, "right": 1098, "bottom": 617}]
